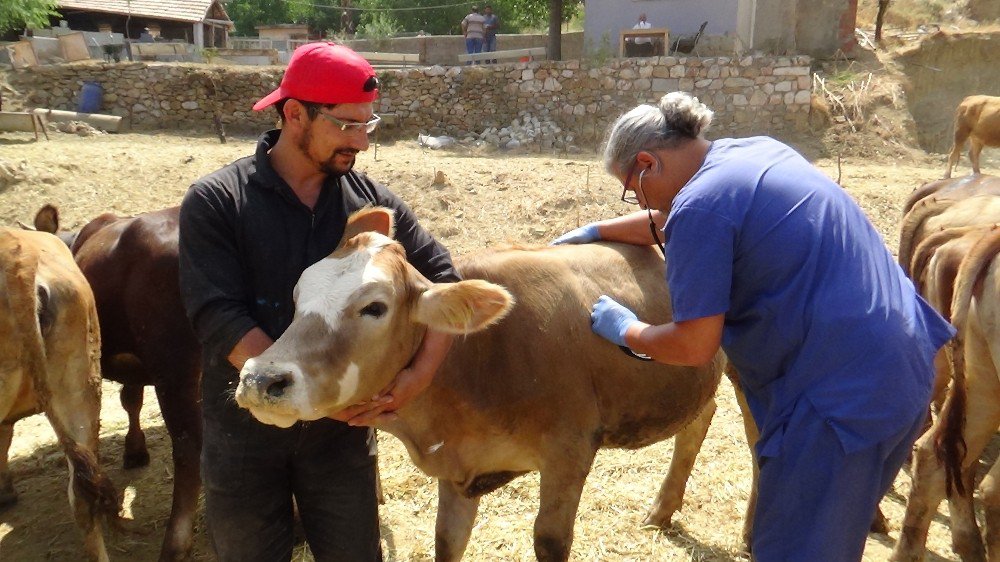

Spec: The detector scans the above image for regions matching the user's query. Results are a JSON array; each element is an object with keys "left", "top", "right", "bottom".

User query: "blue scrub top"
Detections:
[{"left": 663, "top": 137, "right": 955, "bottom": 457}]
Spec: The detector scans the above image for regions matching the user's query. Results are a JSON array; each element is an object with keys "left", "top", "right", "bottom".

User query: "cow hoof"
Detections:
[
  {"left": 869, "top": 508, "right": 889, "bottom": 534},
  {"left": 640, "top": 512, "right": 675, "bottom": 530},
  {"left": 123, "top": 450, "right": 151, "bottom": 469}
]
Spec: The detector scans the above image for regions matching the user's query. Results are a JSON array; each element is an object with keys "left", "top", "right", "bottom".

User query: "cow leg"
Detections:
[
  {"left": 725, "top": 370, "right": 760, "bottom": 553},
  {"left": 970, "top": 138, "right": 984, "bottom": 176},
  {"left": 891, "top": 428, "right": 947, "bottom": 561},
  {"left": 949, "top": 467, "right": 985, "bottom": 562},
  {"left": 945, "top": 142, "right": 962, "bottom": 178},
  {"left": 0, "top": 422, "right": 16, "bottom": 508},
  {"left": 534, "top": 452, "right": 594, "bottom": 562},
  {"left": 153, "top": 373, "right": 202, "bottom": 562},
  {"left": 44, "top": 368, "right": 117, "bottom": 561},
  {"left": 120, "top": 383, "right": 150, "bottom": 469},
  {"left": 642, "top": 397, "right": 716, "bottom": 527},
  {"left": 434, "top": 479, "right": 481, "bottom": 562},
  {"left": 893, "top": 336, "right": 1000, "bottom": 562},
  {"left": 980, "top": 453, "right": 1000, "bottom": 561}
]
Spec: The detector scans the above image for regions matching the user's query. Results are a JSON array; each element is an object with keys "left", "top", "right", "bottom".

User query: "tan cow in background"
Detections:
[
  {"left": 235, "top": 207, "right": 726, "bottom": 561},
  {"left": 944, "top": 95, "right": 1000, "bottom": 179},
  {"left": 0, "top": 228, "right": 120, "bottom": 561}
]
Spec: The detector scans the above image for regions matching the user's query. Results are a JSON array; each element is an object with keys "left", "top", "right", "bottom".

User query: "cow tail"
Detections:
[
  {"left": 64, "top": 441, "right": 124, "bottom": 529},
  {"left": 935, "top": 225, "right": 1000, "bottom": 497},
  {"left": 899, "top": 197, "right": 952, "bottom": 276}
]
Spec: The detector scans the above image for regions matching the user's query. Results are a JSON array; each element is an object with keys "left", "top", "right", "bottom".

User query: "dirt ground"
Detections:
[{"left": 0, "top": 128, "right": 996, "bottom": 561}]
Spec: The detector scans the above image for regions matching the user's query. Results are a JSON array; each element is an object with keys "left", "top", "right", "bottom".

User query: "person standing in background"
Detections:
[
  {"left": 461, "top": 6, "right": 486, "bottom": 65},
  {"left": 482, "top": 5, "right": 499, "bottom": 64}
]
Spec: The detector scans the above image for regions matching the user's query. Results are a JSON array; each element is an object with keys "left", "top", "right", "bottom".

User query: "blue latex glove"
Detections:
[
  {"left": 590, "top": 295, "right": 639, "bottom": 347},
  {"left": 550, "top": 223, "right": 600, "bottom": 246}
]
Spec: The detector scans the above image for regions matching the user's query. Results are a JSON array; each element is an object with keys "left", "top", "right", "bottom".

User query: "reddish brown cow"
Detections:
[
  {"left": 0, "top": 228, "right": 120, "bottom": 561},
  {"left": 236, "top": 207, "right": 726, "bottom": 561},
  {"left": 32, "top": 205, "right": 201, "bottom": 562},
  {"left": 945, "top": 95, "right": 1000, "bottom": 179}
]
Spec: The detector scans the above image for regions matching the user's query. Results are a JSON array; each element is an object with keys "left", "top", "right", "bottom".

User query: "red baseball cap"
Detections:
[{"left": 252, "top": 42, "right": 379, "bottom": 111}]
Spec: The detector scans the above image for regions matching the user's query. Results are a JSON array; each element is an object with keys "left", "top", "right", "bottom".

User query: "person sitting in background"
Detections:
[
  {"left": 461, "top": 6, "right": 486, "bottom": 65},
  {"left": 138, "top": 27, "right": 154, "bottom": 43},
  {"left": 630, "top": 13, "right": 653, "bottom": 57}
]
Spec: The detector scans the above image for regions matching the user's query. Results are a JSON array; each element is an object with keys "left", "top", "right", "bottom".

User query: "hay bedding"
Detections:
[{"left": 0, "top": 130, "right": 980, "bottom": 561}]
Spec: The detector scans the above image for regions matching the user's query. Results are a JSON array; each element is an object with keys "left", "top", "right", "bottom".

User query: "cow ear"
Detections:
[
  {"left": 414, "top": 280, "right": 515, "bottom": 334},
  {"left": 33, "top": 204, "right": 60, "bottom": 233},
  {"left": 343, "top": 207, "right": 396, "bottom": 242}
]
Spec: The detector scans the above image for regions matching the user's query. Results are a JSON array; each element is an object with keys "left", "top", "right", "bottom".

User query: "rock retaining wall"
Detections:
[{"left": 1, "top": 55, "right": 812, "bottom": 142}]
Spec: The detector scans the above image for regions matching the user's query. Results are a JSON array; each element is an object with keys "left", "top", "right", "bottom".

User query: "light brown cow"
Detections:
[
  {"left": 0, "top": 228, "right": 120, "bottom": 561},
  {"left": 898, "top": 175, "right": 1000, "bottom": 277},
  {"left": 945, "top": 95, "right": 1000, "bottom": 179},
  {"left": 235, "top": 207, "right": 725, "bottom": 561},
  {"left": 892, "top": 226, "right": 1000, "bottom": 562}
]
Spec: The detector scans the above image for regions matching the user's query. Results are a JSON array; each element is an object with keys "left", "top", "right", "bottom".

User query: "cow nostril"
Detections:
[{"left": 265, "top": 374, "right": 293, "bottom": 398}]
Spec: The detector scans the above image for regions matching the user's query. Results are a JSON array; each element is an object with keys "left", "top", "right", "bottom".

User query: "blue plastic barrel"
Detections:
[{"left": 77, "top": 81, "right": 103, "bottom": 113}]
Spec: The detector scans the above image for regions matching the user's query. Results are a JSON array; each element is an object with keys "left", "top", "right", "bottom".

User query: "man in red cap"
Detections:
[{"left": 178, "top": 42, "right": 459, "bottom": 561}]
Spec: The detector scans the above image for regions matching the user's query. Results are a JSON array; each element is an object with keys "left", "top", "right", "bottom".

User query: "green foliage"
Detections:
[
  {"left": 0, "top": 0, "right": 60, "bottom": 34},
  {"left": 225, "top": 0, "right": 312, "bottom": 37},
  {"left": 584, "top": 31, "right": 613, "bottom": 66},
  {"left": 357, "top": 12, "right": 401, "bottom": 49}
]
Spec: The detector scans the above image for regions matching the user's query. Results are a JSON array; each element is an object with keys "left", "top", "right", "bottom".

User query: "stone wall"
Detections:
[{"left": 1, "top": 55, "right": 812, "bottom": 142}]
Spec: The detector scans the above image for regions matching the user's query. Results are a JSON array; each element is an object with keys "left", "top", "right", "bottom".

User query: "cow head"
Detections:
[{"left": 235, "top": 207, "right": 514, "bottom": 428}]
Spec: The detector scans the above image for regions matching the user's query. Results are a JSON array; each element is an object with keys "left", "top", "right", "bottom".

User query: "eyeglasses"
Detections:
[
  {"left": 619, "top": 160, "right": 665, "bottom": 257},
  {"left": 621, "top": 161, "right": 640, "bottom": 204},
  {"left": 317, "top": 112, "right": 381, "bottom": 134}
]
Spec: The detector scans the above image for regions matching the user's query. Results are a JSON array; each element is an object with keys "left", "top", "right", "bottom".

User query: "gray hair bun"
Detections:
[{"left": 658, "top": 92, "right": 713, "bottom": 138}]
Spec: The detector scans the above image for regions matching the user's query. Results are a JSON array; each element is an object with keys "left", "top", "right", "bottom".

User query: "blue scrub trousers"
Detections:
[{"left": 752, "top": 398, "right": 926, "bottom": 561}]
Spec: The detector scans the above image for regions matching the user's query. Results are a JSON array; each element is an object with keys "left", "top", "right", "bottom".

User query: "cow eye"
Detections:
[{"left": 359, "top": 301, "right": 388, "bottom": 318}]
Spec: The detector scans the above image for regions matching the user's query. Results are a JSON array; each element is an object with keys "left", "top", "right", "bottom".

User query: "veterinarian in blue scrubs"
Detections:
[{"left": 552, "top": 92, "right": 955, "bottom": 560}]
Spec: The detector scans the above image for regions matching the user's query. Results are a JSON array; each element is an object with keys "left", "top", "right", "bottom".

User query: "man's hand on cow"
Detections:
[
  {"left": 327, "top": 395, "right": 393, "bottom": 425},
  {"left": 590, "top": 295, "right": 640, "bottom": 347},
  {"left": 334, "top": 365, "right": 437, "bottom": 427},
  {"left": 550, "top": 223, "right": 600, "bottom": 246}
]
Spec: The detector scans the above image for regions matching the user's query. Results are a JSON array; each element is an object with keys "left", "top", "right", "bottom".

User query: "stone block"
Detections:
[{"left": 651, "top": 78, "right": 679, "bottom": 92}]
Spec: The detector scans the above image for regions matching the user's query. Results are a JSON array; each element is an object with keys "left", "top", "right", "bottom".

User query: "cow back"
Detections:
[
  {"left": 73, "top": 207, "right": 199, "bottom": 385},
  {"left": 441, "top": 242, "right": 722, "bottom": 449}
]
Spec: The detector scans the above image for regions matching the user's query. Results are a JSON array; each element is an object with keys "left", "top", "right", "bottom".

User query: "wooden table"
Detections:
[{"left": 620, "top": 28, "right": 669, "bottom": 57}]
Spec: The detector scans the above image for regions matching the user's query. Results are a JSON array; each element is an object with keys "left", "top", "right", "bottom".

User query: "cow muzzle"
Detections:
[{"left": 236, "top": 360, "right": 298, "bottom": 407}]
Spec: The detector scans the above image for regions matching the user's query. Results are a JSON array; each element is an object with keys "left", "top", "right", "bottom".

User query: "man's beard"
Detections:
[{"left": 299, "top": 125, "right": 357, "bottom": 176}]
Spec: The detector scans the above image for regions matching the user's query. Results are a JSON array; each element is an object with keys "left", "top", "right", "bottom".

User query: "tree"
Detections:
[
  {"left": 0, "top": 0, "right": 60, "bottom": 34},
  {"left": 225, "top": 0, "right": 312, "bottom": 37},
  {"left": 547, "top": 0, "right": 562, "bottom": 60},
  {"left": 874, "top": 0, "right": 891, "bottom": 42}
]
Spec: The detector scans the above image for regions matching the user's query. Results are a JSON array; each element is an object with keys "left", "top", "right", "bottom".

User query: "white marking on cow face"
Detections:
[{"left": 293, "top": 236, "right": 395, "bottom": 330}]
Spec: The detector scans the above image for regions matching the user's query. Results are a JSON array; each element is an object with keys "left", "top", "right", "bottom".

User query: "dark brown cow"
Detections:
[
  {"left": 944, "top": 95, "right": 1000, "bottom": 179},
  {"left": 33, "top": 205, "right": 201, "bottom": 562},
  {"left": 235, "top": 207, "right": 726, "bottom": 561},
  {"left": 0, "top": 228, "right": 120, "bottom": 561}
]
